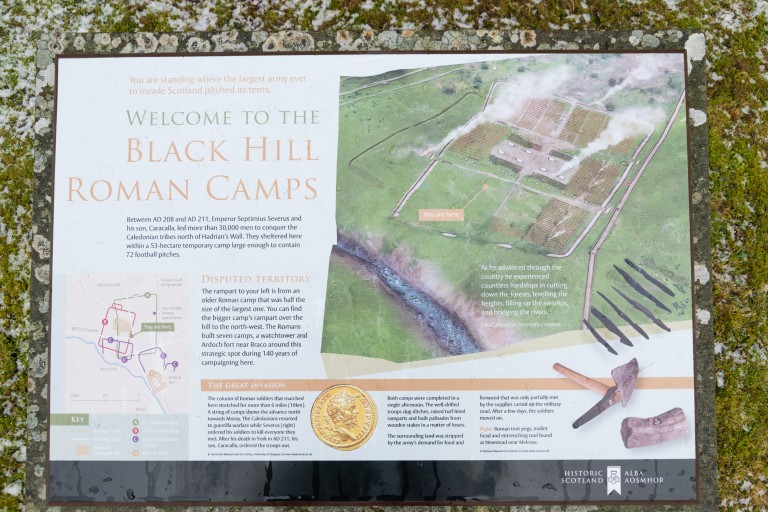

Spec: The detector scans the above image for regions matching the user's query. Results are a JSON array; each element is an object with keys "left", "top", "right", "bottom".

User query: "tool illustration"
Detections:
[
  {"left": 582, "top": 319, "right": 618, "bottom": 355},
  {"left": 591, "top": 306, "right": 633, "bottom": 347},
  {"left": 620, "top": 407, "right": 688, "bottom": 448},
  {"left": 624, "top": 258, "right": 676, "bottom": 297},
  {"left": 612, "top": 286, "right": 671, "bottom": 332},
  {"left": 553, "top": 358, "right": 639, "bottom": 429},
  {"left": 596, "top": 290, "right": 649, "bottom": 339},
  {"left": 614, "top": 264, "right": 671, "bottom": 313}
]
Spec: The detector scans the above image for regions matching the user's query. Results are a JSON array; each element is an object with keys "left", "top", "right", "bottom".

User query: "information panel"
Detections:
[{"left": 45, "top": 47, "right": 707, "bottom": 504}]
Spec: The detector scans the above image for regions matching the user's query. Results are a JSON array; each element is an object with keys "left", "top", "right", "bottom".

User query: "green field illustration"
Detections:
[{"left": 322, "top": 54, "right": 692, "bottom": 364}]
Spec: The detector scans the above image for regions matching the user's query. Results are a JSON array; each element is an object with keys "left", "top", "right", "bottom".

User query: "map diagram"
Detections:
[
  {"left": 62, "top": 274, "right": 188, "bottom": 414},
  {"left": 323, "top": 54, "right": 692, "bottom": 364}
]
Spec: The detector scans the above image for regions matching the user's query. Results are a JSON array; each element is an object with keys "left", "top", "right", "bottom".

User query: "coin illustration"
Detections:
[{"left": 311, "top": 384, "right": 377, "bottom": 451}]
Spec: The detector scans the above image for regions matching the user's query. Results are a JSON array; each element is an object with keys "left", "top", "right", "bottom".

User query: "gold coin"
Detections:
[{"left": 311, "top": 384, "right": 377, "bottom": 451}]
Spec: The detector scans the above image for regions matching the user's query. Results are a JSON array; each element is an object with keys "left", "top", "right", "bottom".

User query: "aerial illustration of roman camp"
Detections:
[{"left": 322, "top": 54, "right": 692, "bottom": 364}]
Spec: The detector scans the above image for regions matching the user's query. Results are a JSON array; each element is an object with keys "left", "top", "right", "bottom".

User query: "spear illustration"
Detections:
[
  {"left": 613, "top": 264, "right": 671, "bottom": 313},
  {"left": 624, "top": 258, "right": 676, "bottom": 298},
  {"left": 591, "top": 306, "right": 633, "bottom": 347},
  {"left": 597, "top": 290, "right": 649, "bottom": 339},
  {"left": 583, "top": 319, "right": 618, "bottom": 355},
  {"left": 612, "top": 286, "right": 671, "bottom": 332}
]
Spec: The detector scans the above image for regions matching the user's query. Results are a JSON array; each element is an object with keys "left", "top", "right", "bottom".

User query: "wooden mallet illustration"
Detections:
[{"left": 553, "top": 360, "right": 689, "bottom": 447}]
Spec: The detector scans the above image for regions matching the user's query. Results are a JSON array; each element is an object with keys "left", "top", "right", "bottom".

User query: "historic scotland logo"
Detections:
[{"left": 607, "top": 466, "right": 622, "bottom": 495}]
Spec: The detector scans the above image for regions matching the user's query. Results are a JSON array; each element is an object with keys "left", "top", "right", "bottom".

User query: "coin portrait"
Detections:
[{"left": 311, "top": 384, "right": 377, "bottom": 450}]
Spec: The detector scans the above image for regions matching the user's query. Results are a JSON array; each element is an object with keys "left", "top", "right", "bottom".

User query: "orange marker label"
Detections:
[{"left": 418, "top": 209, "right": 464, "bottom": 221}]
